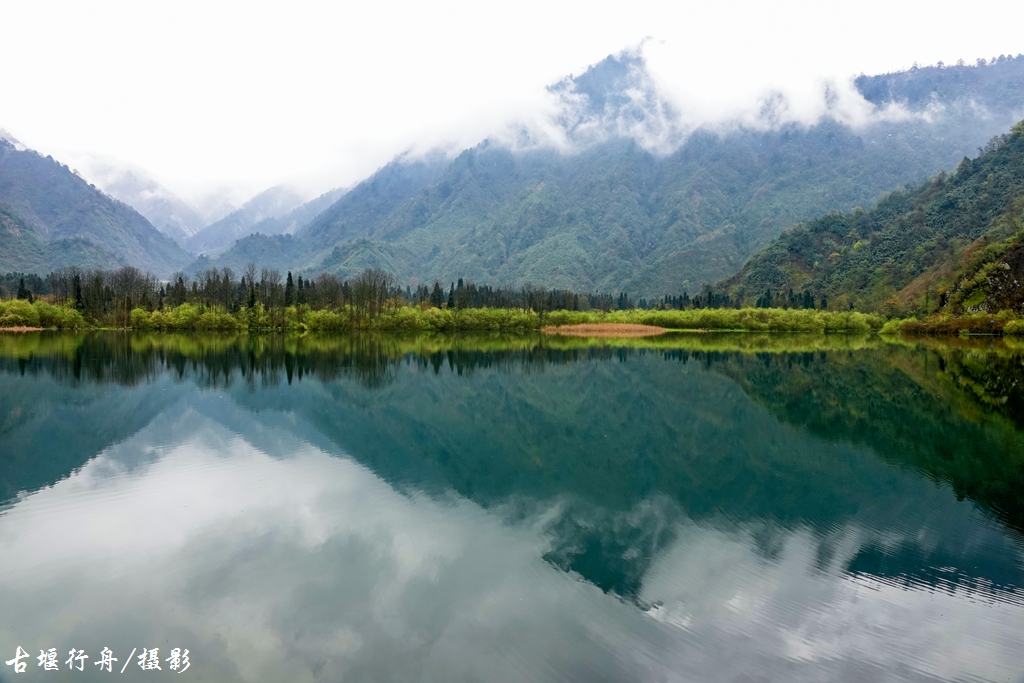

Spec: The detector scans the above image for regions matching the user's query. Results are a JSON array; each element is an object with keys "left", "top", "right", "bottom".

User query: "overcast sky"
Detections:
[{"left": 1, "top": 0, "right": 1022, "bottom": 204}]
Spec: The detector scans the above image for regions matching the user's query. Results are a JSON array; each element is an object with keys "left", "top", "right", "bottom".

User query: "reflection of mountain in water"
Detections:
[
  {"left": 711, "top": 346, "right": 1024, "bottom": 533},
  {"left": 2, "top": 332, "right": 1023, "bottom": 603}
]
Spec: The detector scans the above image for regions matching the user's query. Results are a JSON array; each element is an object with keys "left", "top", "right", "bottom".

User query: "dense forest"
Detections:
[{"left": 721, "top": 119, "right": 1024, "bottom": 322}]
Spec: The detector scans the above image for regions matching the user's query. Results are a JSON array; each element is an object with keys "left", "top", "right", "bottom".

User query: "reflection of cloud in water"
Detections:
[
  {"left": 643, "top": 524, "right": 1024, "bottom": 682},
  {"left": 0, "top": 409, "right": 1022, "bottom": 683}
]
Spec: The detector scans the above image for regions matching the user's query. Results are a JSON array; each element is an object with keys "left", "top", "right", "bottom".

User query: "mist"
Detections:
[{"left": 1, "top": 0, "right": 1022, "bottom": 209}]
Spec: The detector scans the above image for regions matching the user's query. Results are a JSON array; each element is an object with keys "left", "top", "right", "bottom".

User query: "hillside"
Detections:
[
  {"left": 720, "top": 120, "right": 1024, "bottom": 315},
  {"left": 203, "top": 54, "right": 1024, "bottom": 297},
  {"left": 0, "top": 139, "right": 192, "bottom": 276},
  {"left": 0, "top": 202, "right": 121, "bottom": 273}
]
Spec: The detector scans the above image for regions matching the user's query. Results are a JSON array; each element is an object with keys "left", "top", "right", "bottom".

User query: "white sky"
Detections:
[{"left": 1, "top": 0, "right": 1022, "bottom": 204}]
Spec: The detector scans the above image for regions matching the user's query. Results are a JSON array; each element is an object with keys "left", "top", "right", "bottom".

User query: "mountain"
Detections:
[
  {"left": 720, "top": 119, "right": 1024, "bottom": 315},
  {"left": 203, "top": 53, "right": 1024, "bottom": 296},
  {"left": 86, "top": 166, "right": 207, "bottom": 246},
  {"left": 198, "top": 153, "right": 447, "bottom": 274},
  {"left": 855, "top": 53, "right": 1024, "bottom": 113},
  {"left": 0, "top": 139, "right": 193, "bottom": 276},
  {"left": 0, "top": 202, "right": 120, "bottom": 273},
  {"left": 184, "top": 186, "right": 307, "bottom": 256}
]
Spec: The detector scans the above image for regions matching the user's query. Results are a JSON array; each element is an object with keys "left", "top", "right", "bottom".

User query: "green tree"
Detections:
[
  {"left": 430, "top": 281, "right": 444, "bottom": 308},
  {"left": 284, "top": 271, "right": 295, "bottom": 307}
]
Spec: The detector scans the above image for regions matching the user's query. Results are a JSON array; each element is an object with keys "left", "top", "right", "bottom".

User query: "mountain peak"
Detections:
[{"left": 545, "top": 47, "right": 684, "bottom": 153}]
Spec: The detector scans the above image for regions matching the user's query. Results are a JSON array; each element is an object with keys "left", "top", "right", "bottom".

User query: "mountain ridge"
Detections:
[{"left": 0, "top": 139, "right": 192, "bottom": 276}]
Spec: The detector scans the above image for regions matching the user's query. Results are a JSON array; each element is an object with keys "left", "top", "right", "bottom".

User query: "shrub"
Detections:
[
  {"left": 1004, "top": 319, "right": 1024, "bottom": 336},
  {"left": 0, "top": 299, "right": 41, "bottom": 327},
  {"left": 130, "top": 307, "right": 154, "bottom": 330},
  {"left": 879, "top": 319, "right": 906, "bottom": 335}
]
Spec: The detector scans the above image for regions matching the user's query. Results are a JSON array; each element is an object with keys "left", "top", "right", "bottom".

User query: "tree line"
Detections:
[{"left": 1, "top": 264, "right": 830, "bottom": 328}]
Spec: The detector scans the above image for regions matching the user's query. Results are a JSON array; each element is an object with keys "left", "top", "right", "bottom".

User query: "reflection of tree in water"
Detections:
[
  {"left": 709, "top": 344, "right": 1024, "bottom": 536},
  {"left": 0, "top": 333, "right": 625, "bottom": 390}
]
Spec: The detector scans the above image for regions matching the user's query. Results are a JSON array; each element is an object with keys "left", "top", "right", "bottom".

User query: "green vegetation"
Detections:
[
  {"left": 1, "top": 297, "right": 884, "bottom": 334},
  {"left": 0, "top": 139, "right": 191, "bottom": 275},
  {"left": 0, "top": 299, "right": 84, "bottom": 329},
  {"left": 723, "top": 118, "right": 1024, "bottom": 335},
  {"left": 0, "top": 203, "right": 118, "bottom": 274}
]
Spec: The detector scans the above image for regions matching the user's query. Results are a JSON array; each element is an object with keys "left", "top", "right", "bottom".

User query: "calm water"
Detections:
[{"left": 1, "top": 332, "right": 1023, "bottom": 682}]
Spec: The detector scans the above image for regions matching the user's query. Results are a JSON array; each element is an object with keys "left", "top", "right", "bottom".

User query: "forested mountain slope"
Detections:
[
  {"left": 0, "top": 202, "right": 120, "bottom": 273},
  {"left": 0, "top": 139, "right": 192, "bottom": 276},
  {"left": 721, "top": 120, "right": 1024, "bottom": 315},
  {"left": 201, "top": 55, "right": 1024, "bottom": 296},
  {"left": 856, "top": 53, "right": 1024, "bottom": 112}
]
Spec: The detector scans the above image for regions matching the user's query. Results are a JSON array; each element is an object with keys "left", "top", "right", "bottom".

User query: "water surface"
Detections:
[{"left": 1, "top": 333, "right": 1023, "bottom": 682}]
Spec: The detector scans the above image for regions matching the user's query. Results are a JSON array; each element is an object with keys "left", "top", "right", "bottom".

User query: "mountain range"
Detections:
[
  {"left": 2, "top": 51, "right": 1023, "bottom": 297},
  {"left": 197, "top": 53, "right": 1024, "bottom": 296},
  {"left": 184, "top": 186, "right": 307, "bottom": 256}
]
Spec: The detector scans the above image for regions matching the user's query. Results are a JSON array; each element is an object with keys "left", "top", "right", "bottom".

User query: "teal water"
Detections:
[{"left": 1, "top": 333, "right": 1023, "bottom": 682}]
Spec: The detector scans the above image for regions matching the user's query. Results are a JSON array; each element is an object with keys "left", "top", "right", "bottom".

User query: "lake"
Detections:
[{"left": 1, "top": 332, "right": 1023, "bottom": 682}]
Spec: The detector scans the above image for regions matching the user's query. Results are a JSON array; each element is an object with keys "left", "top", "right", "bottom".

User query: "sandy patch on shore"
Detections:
[
  {"left": 540, "top": 323, "right": 667, "bottom": 337},
  {"left": 0, "top": 326, "right": 44, "bottom": 332}
]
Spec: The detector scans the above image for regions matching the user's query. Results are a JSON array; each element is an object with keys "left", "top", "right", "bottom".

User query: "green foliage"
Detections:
[
  {"left": 896, "top": 310, "right": 1019, "bottom": 336},
  {"left": 130, "top": 307, "right": 154, "bottom": 330},
  {"left": 1004, "top": 319, "right": 1024, "bottom": 336},
  {"left": 0, "top": 202, "right": 116, "bottom": 274},
  {"left": 724, "top": 117, "right": 1024, "bottom": 317},
  {"left": 34, "top": 301, "right": 85, "bottom": 329},
  {"left": 297, "top": 304, "right": 883, "bottom": 334},
  {"left": 0, "top": 299, "right": 40, "bottom": 327},
  {"left": 0, "top": 299, "right": 83, "bottom": 329},
  {"left": 134, "top": 303, "right": 244, "bottom": 332},
  {"left": 879, "top": 318, "right": 909, "bottom": 335}
]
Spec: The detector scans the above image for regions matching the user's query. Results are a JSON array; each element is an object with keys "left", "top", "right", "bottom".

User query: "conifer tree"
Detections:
[
  {"left": 72, "top": 274, "right": 83, "bottom": 311},
  {"left": 285, "top": 272, "right": 295, "bottom": 306},
  {"left": 430, "top": 281, "right": 444, "bottom": 308}
]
